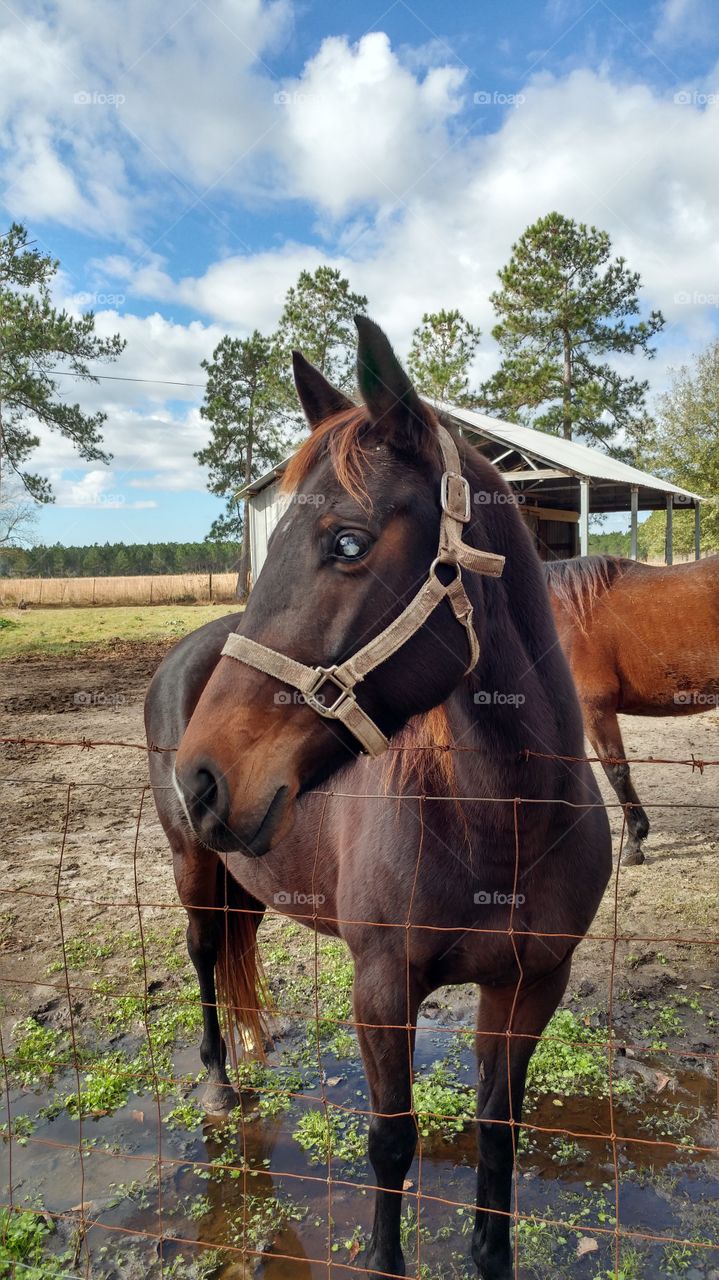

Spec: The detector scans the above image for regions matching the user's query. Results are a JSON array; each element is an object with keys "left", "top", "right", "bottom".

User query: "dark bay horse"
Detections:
[
  {"left": 145, "top": 318, "right": 611, "bottom": 1280},
  {"left": 546, "top": 554, "right": 719, "bottom": 865}
]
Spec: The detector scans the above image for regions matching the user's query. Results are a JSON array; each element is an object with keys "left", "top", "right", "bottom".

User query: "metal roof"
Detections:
[
  {"left": 440, "top": 405, "right": 702, "bottom": 505},
  {"left": 243, "top": 405, "right": 703, "bottom": 511}
]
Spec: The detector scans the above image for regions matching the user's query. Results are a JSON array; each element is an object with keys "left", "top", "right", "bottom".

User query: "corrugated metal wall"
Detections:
[{"left": 249, "top": 484, "right": 290, "bottom": 580}]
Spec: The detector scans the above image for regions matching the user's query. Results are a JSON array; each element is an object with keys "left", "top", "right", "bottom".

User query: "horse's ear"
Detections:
[
  {"left": 355, "top": 315, "right": 432, "bottom": 455},
  {"left": 292, "top": 351, "right": 354, "bottom": 430}
]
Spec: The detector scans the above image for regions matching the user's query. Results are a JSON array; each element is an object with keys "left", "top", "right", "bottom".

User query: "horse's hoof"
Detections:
[
  {"left": 363, "top": 1249, "right": 405, "bottom": 1277},
  {"left": 621, "top": 848, "right": 645, "bottom": 867},
  {"left": 202, "top": 1082, "right": 239, "bottom": 1115}
]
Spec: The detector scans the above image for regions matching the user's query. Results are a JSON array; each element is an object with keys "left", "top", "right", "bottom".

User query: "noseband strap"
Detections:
[{"left": 221, "top": 425, "right": 505, "bottom": 757}]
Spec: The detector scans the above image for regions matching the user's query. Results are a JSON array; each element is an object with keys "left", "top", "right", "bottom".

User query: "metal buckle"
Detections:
[
  {"left": 440, "top": 471, "right": 471, "bottom": 522},
  {"left": 304, "top": 666, "right": 354, "bottom": 717}
]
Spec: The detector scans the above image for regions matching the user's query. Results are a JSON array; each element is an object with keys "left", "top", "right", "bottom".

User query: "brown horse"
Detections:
[
  {"left": 145, "top": 318, "right": 611, "bottom": 1280},
  {"left": 546, "top": 554, "right": 719, "bottom": 865}
]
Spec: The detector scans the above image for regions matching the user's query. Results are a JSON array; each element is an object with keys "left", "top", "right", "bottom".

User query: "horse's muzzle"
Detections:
[{"left": 175, "top": 757, "right": 290, "bottom": 856}]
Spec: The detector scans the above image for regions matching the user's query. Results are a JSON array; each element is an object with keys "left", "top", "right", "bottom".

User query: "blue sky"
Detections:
[{"left": 2, "top": 0, "right": 718, "bottom": 546}]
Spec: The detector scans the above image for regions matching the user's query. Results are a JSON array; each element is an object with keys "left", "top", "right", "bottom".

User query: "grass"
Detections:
[
  {"left": 292, "top": 1108, "right": 367, "bottom": 1168},
  {"left": 0, "top": 1208, "right": 72, "bottom": 1279},
  {"left": 0, "top": 603, "right": 239, "bottom": 657}
]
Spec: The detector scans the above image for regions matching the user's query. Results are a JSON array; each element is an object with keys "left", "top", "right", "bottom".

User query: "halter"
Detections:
[{"left": 221, "top": 425, "right": 505, "bottom": 757}]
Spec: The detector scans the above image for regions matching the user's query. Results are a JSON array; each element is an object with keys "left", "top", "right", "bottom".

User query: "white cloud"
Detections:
[
  {"left": 654, "top": 0, "right": 715, "bottom": 45},
  {"left": 151, "top": 67, "right": 719, "bottom": 358},
  {"left": 0, "top": 0, "right": 291, "bottom": 233},
  {"left": 275, "top": 33, "right": 466, "bottom": 216},
  {"left": 6, "top": 18, "right": 719, "bottom": 521},
  {"left": 50, "top": 468, "right": 157, "bottom": 509}
]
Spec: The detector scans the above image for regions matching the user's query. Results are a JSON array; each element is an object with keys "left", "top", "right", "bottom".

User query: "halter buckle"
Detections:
[
  {"left": 441, "top": 471, "right": 471, "bottom": 522},
  {"left": 304, "top": 665, "right": 355, "bottom": 717}
]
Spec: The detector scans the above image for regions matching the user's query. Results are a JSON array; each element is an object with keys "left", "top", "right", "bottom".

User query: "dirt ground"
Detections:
[{"left": 1, "top": 640, "right": 718, "bottom": 1047}]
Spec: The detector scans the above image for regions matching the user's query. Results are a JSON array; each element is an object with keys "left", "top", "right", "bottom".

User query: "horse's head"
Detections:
[{"left": 174, "top": 317, "right": 503, "bottom": 855}]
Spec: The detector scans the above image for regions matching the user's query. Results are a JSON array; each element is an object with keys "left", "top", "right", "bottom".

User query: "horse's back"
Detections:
[
  {"left": 549, "top": 555, "right": 719, "bottom": 714},
  {"left": 144, "top": 611, "right": 244, "bottom": 801}
]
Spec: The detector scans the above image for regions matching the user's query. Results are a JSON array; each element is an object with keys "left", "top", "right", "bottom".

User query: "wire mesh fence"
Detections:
[{"left": 1, "top": 735, "right": 718, "bottom": 1280}]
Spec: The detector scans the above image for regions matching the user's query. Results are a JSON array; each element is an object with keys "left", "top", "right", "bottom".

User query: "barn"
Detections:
[{"left": 243, "top": 405, "right": 703, "bottom": 578}]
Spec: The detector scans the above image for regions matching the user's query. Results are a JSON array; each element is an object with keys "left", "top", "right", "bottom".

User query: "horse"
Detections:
[
  {"left": 545, "top": 554, "right": 719, "bottom": 866},
  {"left": 145, "top": 317, "right": 611, "bottom": 1280}
]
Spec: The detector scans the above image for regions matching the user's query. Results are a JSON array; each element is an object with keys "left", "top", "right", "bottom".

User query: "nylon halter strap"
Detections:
[{"left": 220, "top": 424, "right": 505, "bottom": 757}]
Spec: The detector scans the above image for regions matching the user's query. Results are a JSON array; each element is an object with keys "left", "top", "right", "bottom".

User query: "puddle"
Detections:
[{"left": 2, "top": 1015, "right": 718, "bottom": 1279}]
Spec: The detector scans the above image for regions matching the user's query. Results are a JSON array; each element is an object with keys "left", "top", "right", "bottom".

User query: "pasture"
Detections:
[
  {"left": 0, "top": 572, "right": 239, "bottom": 609},
  {"left": 1, "top": 617, "right": 718, "bottom": 1279}
]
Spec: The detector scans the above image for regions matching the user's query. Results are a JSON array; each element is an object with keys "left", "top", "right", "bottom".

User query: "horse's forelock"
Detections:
[
  {"left": 282, "top": 400, "right": 444, "bottom": 509},
  {"left": 281, "top": 406, "right": 372, "bottom": 507}
]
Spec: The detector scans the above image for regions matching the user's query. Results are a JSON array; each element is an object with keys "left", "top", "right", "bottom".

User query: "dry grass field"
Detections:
[{"left": 0, "top": 571, "right": 238, "bottom": 608}]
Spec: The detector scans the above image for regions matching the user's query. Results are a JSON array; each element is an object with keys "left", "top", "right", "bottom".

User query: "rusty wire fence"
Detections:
[{"left": 1, "top": 735, "right": 718, "bottom": 1280}]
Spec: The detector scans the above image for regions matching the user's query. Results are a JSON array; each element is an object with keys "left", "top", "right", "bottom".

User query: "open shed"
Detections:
[{"left": 243, "top": 406, "right": 703, "bottom": 578}]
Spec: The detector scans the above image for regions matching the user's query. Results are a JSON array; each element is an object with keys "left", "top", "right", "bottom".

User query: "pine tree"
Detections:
[
  {"left": 275, "top": 266, "right": 368, "bottom": 393},
  {"left": 196, "top": 332, "right": 290, "bottom": 600},
  {"left": 0, "top": 223, "right": 125, "bottom": 501},
  {"left": 407, "top": 309, "right": 481, "bottom": 405},
  {"left": 640, "top": 341, "right": 719, "bottom": 548},
  {"left": 481, "top": 212, "right": 664, "bottom": 450}
]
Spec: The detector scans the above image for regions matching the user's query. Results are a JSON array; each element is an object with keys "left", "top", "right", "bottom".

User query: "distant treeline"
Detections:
[
  {"left": 587, "top": 531, "right": 632, "bottom": 555},
  {"left": 0, "top": 541, "right": 239, "bottom": 579}
]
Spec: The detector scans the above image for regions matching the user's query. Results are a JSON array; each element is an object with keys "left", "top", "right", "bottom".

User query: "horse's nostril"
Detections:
[
  {"left": 195, "top": 767, "right": 218, "bottom": 810},
  {"left": 178, "top": 758, "right": 229, "bottom": 831}
]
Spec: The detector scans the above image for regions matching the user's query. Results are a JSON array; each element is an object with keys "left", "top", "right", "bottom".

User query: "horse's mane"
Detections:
[
  {"left": 545, "top": 554, "right": 638, "bottom": 634},
  {"left": 283, "top": 405, "right": 457, "bottom": 799}
]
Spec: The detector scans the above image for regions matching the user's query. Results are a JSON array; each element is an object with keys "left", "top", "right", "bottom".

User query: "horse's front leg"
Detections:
[
  {"left": 176, "top": 853, "right": 237, "bottom": 1114},
  {"left": 353, "top": 959, "right": 422, "bottom": 1279},
  {"left": 585, "top": 706, "right": 649, "bottom": 865},
  {"left": 472, "top": 958, "right": 571, "bottom": 1280}
]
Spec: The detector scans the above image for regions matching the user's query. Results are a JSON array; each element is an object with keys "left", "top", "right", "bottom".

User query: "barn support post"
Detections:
[
  {"left": 579, "top": 479, "right": 590, "bottom": 556},
  {"left": 694, "top": 502, "right": 701, "bottom": 560},
  {"left": 665, "top": 495, "right": 673, "bottom": 565},
  {"left": 630, "top": 486, "right": 639, "bottom": 560}
]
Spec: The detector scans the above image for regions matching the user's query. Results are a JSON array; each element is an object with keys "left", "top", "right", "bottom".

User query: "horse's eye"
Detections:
[{"left": 333, "top": 531, "right": 370, "bottom": 561}]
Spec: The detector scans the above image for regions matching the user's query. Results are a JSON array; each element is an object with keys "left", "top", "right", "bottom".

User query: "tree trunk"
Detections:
[
  {"left": 235, "top": 423, "right": 254, "bottom": 603},
  {"left": 562, "top": 326, "right": 572, "bottom": 440},
  {"left": 236, "top": 498, "right": 251, "bottom": 602}
]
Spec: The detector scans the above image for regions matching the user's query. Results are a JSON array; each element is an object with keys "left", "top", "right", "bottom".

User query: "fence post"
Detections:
[{"left": 209, "top": 571, "right": 213, "bottom": 602}]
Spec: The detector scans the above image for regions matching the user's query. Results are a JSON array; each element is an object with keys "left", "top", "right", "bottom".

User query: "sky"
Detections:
[{"left": 2, "top": 0, "right": 719, "bottom": 546}]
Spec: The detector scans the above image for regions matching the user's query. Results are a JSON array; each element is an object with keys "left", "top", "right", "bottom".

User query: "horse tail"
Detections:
[
  {"left": 215, "top": 862, "right": 270, "bottom": 1062},
  {"left": 545, "top": 554, "right": 635, "bottom": 636}
]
